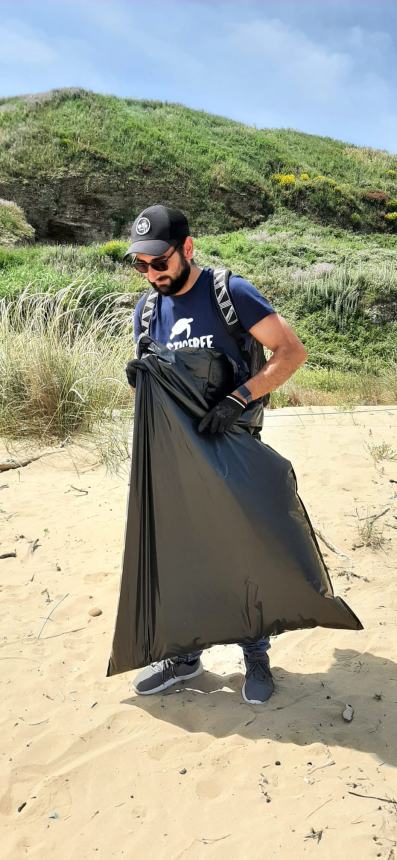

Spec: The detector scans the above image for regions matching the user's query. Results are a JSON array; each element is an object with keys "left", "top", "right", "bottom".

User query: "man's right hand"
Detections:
[{"left": 125, "top": 360, "right": 138, "bottom": 388}]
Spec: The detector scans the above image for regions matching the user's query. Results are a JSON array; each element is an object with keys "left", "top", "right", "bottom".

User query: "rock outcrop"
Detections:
[{"left": 0, "top": 198, "right": 35, "bottom": 246}]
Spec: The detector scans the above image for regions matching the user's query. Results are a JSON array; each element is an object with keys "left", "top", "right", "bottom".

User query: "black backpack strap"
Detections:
[
  {"left": 140, "top": 289, "right": 158, "bottom": 335},
  {"left": 211, "top": 268, "right": 269, "bottom": 411},
  {"left": 212, "top": 268, "right": 241, "bottom": 334},
  {"left": 141, "top": 271, "right": 240, "bottom": 335}
]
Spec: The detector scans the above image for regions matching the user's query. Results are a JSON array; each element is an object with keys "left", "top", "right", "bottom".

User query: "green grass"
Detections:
[
  {"left": 271, "top": 365, "right": 397, "bottom": 408},
  {"left": 197, "top": 213, "right": 397, "bottom": 372},
  {"left": 0, "top": 241, "right": 142, "bottom": 302}
]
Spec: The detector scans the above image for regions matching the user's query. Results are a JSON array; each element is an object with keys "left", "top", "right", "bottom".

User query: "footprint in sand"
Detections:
[
  {"left": 195, "top": 778, "right": 224, "bottom": 799},
  {"left": 0, "top": 763, "right": 48, "bottom": 816},
  {"left": 83, "top": 571, "right": 112, "bottom": 584}
]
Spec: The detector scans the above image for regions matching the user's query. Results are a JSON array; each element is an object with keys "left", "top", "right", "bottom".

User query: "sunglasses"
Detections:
[{"left": 131, "top": 244, "right": 180, "bottom": 274}]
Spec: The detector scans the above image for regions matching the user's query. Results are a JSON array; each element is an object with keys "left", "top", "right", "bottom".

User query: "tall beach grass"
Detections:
[{"left": 0, "top": 284, "right": 134, "bottom": 469}]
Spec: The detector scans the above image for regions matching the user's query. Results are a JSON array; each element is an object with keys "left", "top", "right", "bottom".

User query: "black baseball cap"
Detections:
[{"left": 124, "top": 204, "right": 190, "bottom": 258}]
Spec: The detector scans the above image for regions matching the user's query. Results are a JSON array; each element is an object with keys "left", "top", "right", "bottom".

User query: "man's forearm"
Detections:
[{"left": 233, "top": 346, "right": 308, "bottom": 403}]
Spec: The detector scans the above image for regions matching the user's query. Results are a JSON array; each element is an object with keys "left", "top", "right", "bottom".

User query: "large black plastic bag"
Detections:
[{"left": 107, "top": 339, "right": 362, "bottom": 676}]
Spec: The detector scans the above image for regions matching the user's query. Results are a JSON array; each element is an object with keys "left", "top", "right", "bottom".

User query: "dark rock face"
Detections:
[
  {"left": 0, "top": 172, "right": 271, "bottom": 244},
  {"left": 0, "top": 174, "right": 138, "bottom": 244},
  {"left": 0, "top": 167, "right": 272, "bottom": 246}
]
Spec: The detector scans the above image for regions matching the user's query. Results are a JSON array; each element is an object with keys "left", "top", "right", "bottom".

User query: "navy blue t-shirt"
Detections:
[{"left": 133, "top": 268, "right": 276, "bottom": 375}]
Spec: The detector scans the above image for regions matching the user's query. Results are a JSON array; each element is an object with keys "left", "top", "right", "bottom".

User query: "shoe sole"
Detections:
[
  {"left": 241, "top": 681, "right": 274, "bottom": 705},
  {"left": 132, "top": 663, "right": 204, "bottom": 696}
]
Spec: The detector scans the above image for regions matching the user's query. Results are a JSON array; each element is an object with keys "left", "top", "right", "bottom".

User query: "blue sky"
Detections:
[{"left": 1, "top": 0, "right": 397, "bottom": 152}]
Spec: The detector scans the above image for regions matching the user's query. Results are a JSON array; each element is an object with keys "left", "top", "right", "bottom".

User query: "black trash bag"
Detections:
[{"left": 107, "top": 338, "right": 362, "bottom": 676}]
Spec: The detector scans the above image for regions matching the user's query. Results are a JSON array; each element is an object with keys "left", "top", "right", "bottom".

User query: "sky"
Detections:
[{"left": 1, "top": 0, "right": 397, "bottom": 153}]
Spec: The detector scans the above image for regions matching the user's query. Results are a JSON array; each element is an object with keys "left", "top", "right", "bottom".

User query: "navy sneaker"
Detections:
[
  {"left": 242, "top": 652, "right": 274, "bottom": 704},
  {"left": 131, "top": 657, "right": 203, "bottom": 695}
]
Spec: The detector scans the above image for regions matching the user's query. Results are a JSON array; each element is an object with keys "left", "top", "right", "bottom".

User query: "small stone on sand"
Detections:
[{"left": 342, "top": 704, "right": 354, "bottom": 722}]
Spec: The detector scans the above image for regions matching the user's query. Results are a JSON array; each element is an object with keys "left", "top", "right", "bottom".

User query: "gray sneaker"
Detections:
[
  {"left": 242, "top": 653, "right": 274, "bottom": 704},
  {"left": 131, "top": 658, "right": 203, "bottom": 696}
]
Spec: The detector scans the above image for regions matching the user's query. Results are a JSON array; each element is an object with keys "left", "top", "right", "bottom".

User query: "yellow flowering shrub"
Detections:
[
  {"left": 385, "top": 212, "right": 397, "bottom": 220},
  {"left": 272, "top": 173, "right": 296, "bottom": 185},
  {"left": 300, "top": 173, "right": 310, "bottom": 181},
  {"left": 313, "top": 176, "right": 337, "bottom": 186}
]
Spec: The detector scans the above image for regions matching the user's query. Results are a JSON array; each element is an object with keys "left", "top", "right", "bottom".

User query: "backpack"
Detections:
[{"left": 138, "top": 267, "right": 270, "bottom": 407}]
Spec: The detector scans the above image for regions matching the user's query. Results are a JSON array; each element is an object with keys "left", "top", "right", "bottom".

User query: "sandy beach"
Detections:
[{"left": 1, "top": 406, "right": 397, "bottom": 859}]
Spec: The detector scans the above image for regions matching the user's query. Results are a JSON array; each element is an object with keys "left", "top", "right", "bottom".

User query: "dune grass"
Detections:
[
  {"left": 271, "top": 364, "right": 397, "bottom": 408},
  {"left": 0, "top": 285, "right": 135, "bottom": 469}
]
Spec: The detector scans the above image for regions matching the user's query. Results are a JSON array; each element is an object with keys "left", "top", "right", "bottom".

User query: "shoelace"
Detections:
[
  {"left": 246, "top": 658, "right": 271, "bottom": 680},
  {"left": 150, "top": 659, "right": 177, "bottom": 682}
]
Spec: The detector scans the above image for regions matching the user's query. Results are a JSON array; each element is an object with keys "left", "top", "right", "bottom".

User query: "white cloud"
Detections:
[
  {"left": 0, "top": 15, "right": 115, "bottom": 95},
  {"left": 198, "top": 12, "right": 397, "bottom": 151},
  {"left": 78, "top": 0, "right": 203, "bottom": 78},
  {"left": 0, "top": 20, "right": 58, "bottom": 64},
  {"left": 226, "top": 17, "right": 352, "bottom": 103},
  {"left": 346, "top": 24, "right": 393, "bottom": 58}
]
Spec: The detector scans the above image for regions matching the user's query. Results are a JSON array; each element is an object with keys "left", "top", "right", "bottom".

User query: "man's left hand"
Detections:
[
  {"left": 198, "top": 395, "right": 246, "bottom": 434},
  {"left": 125, "top": 360, "right": 138, "bottom": 388}
]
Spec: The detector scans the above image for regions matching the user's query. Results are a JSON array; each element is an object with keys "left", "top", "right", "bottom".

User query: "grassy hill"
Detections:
[{"left": 1, "top": 88, "right": 397, "bottom": 242}]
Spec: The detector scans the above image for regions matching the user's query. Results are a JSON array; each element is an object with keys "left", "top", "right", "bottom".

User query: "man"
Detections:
[{"left": 125, "top": 204, "right": 308, "bottom": 704}]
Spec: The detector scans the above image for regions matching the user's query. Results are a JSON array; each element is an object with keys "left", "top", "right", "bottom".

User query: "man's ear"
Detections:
[{"left": 183, "top": 236, "right": 194, "bottom": 260}]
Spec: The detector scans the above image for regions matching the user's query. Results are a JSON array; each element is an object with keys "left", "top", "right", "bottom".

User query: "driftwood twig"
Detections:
[
  {"left": 39, "top": 626, "right": 87, "bottom": 641},
  {"left": 37, "top": 593, "right": 69, "bottom": 639},
  {"left": 357, "top": 508, "right": 390, "bottom": 524},
  {"left": 306, "top": 797, "right": 332, "bottom": 818},
  {"left": 308, "top": 760, "right": 335, "bottom": 775},
  {"left": 0, "top": 446, "right": 65, "bottom": 473},
  {"left": 348, "top": 791, "right": 397, "bottom": 805},
  {"left": 314, "top": 529, "right": 350, "bottom": 559},
  {"left": 200, "top": 835, "right": 231, "bottom": 845}
]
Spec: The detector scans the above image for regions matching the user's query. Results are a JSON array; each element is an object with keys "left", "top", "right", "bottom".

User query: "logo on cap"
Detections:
[{"left": 136, "top": 217, "right": 151, "bottom": 235}]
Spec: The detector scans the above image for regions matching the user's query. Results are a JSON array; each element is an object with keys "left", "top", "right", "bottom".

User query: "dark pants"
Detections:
[{"left": 177, "top": 636, "right": 270, "bottom": 665}]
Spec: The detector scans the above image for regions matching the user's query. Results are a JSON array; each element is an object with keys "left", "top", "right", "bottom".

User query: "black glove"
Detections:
[
  {"left": 198, "top": 394, "right": 245, "bottom": 434},
  {"left": 125, "top": 360, "right": 138, "bottom": 388}
]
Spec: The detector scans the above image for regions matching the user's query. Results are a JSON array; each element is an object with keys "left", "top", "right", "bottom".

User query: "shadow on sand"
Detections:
[{"left": 123, "top": 648, "right": 397, "bottom": 766}]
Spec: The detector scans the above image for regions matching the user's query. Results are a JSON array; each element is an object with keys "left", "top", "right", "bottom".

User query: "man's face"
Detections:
[{"left": 135, "top": 242, "right": 191, "bottom": 297}]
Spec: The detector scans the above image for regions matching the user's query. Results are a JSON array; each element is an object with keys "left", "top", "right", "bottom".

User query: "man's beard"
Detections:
[{"left": 149, "top": 256, "right": 191, "bottom": 297}]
